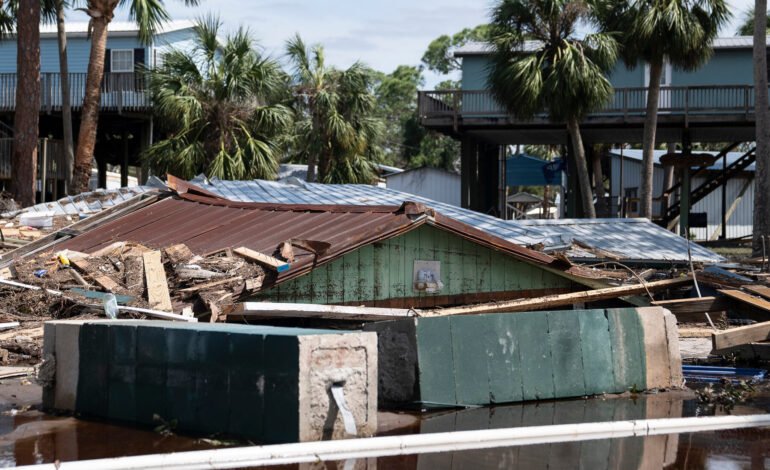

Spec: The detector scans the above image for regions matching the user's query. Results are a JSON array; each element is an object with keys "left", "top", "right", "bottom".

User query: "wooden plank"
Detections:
[
  {"left": 142, "top": 250, "right": 172, "bottom": 312},
  {"left": 71, "top": 258, "right": 121, "bottom": 292},
  {"left": 177, "top": 276, "right": 243, "bottom": 293},
  {"left": 714, "top": 342, "right": 770, "bottom": 360},
  {"left": 233, "top": 247, "right": 289, "bottom": 272},
  {"left": 720, "top": 289, "right": 770, "bottom": 314},
  {"left": 712, "top": 320, "right": 770, "bottom": 351},
  {"left": 651, "top": 296, "right": 729, "bottom": 315},
  {"left": 425, "top": 277, "right": 692, "bottom": 317},
  {"left": 743, "top": 285, "right": 770, "bottom": 301},
  {"left": 229, "top": 301, "right": 417, "bottom": 321}
]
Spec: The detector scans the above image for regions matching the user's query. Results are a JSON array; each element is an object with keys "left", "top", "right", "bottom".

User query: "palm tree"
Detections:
[
  {"left": 487, "top": 0, "right": 618, "bottom": 218},
  {"left": 142, "top": 17, "right": 292, "bottom": 180},
  {"left": 54, "top": 0, "right": 74, "bottom": 193},
  {"left": 753, "top": 1, "right": 770, "bottom": 256},
  {"left": 285, "top": 34, "right": 383, "bottom": 184},
  {"left": 70, "top": 0, "right": 200, "bottom": 194},
  {"left": 598, "top": 0, "right": 729, "bottom": 219},
  {"left": 737, "top": 7, "right": 770, "bottom": 35},
  {"left": 9, "top": 0, "right": 39, "bottom": 206}
]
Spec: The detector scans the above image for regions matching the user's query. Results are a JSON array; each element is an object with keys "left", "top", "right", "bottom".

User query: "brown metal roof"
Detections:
[{"left": 59, "top": 187, "right": 594, "bottom": 287}]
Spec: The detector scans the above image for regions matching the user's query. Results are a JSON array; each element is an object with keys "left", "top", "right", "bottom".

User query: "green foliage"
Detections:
[
  {"left": 736, "top": 8, "right": 770, "bottom": 36},
  {"left": 285, "top": 34, "right": 384, "bottom": 184},
  {"left": 596, "top": 0, "right": 730, "bottom": 71},
  {"left": 488, "top": 0, "right": 618, "bottom": 121},
  {"left": 422, "top": 24, "right": 491, "bottom": 74},
  {"left": 142, "top": 16, "right": 292, "bottom": 180}
]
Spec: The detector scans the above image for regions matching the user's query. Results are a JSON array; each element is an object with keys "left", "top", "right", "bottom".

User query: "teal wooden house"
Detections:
[
  {"left": 61, "top": 180, "right": 601, "bottom": 310},
  {"left": 0, "top": 20, "right": 196, "bottom": 198},
  {"left": 420, "top": 37, "right": 767, "bottom": 220}
]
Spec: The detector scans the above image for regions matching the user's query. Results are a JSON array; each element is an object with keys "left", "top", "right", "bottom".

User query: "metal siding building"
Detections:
[
  {"left": 384, "top": 167, "right": 461, "bottom": 207},
  {"left": 608, "top": 149, "right": 754, "bottom": 241}
]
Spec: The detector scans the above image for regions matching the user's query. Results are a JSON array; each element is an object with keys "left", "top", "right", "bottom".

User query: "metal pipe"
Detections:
[{"left": 17, "top": 414, "right": 770, "bottom": 470}]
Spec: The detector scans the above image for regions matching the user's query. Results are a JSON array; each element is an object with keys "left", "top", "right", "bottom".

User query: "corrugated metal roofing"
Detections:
[
  {"left": 517, "top": 218, "right": 724, "bottom": 263},
  {"left": 60, "top": 191, "right": 590, "bottom": 288},
  {"left": 455, "top": 37, "right": 768, "bottom": 57},
  {"left": 186, "top": 177, "right": 559, "bottom": 248},
  {"left": 2, "top": 186, "right": 151, "bottom": 218}
]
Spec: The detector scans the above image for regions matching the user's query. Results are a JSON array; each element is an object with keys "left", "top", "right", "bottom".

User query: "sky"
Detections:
[{"left": 102, "top": 0, "right": 757, "bottom": 87}]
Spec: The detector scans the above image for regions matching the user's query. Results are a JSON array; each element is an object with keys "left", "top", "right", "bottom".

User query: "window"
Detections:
[{"left": 111, "top": 49, "right": 134, "bottom": 72}]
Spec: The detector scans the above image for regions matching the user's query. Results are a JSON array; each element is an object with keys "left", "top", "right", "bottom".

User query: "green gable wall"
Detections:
[{"left": 253, "top": 225, "right": 574, "bottom": 308}]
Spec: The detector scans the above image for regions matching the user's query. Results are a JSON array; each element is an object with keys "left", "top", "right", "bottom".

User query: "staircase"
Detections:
[{"left": 664, "top": 147, "right": 755, "bottom": 223}]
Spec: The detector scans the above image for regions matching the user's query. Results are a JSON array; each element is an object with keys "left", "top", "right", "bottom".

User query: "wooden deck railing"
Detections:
[
  {"left": 0, "top": 72, "right": 150, "bottom": 113},
  {"left": 419, "top": 85, "right": 762, "bottom": 121}
]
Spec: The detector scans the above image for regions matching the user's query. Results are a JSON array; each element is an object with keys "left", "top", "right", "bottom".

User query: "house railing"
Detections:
[
  {"left": 0, "top": 72, "right": 150, "bottom": 113},
  {"left": 0, "top": 137, "right": 65, "bottom": 181},
  {"left": 419, "top": 85, "right": 762, "bottom": 121}
]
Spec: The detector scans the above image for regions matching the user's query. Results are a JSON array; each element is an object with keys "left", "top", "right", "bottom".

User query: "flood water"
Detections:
[{"left": 2, "top": 380, "right": 770, "bottom": 469}]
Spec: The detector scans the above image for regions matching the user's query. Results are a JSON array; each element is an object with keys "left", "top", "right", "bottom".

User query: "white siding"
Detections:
[{"left": 385, "top": 168, "right": 461, "bottom": 207}]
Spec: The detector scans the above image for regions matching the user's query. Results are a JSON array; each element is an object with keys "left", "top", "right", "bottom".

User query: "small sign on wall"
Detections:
[{"left": 413, "top": 260, "right": 444, "bottom": 293}]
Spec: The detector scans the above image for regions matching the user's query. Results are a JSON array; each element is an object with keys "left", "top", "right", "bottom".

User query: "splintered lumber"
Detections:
[
  {"left": 71, "top": 258, "right": 121, "bottom": 292},
  {"left": 142, "top": 250, "right": 173, "bottom": 312},
  {"left": 164, "top": 243, "right": 194, "bottom": 265},
  {"left": 743, "top": 285, "right": 770, "bottom": 302},
  {"left": 651, "top": 296, "right": 729, "bottom": 323},
  {"left": 229, "top": 302, "right": 418, "bottom": 321},
  {"left": 424, "top": 277, "right": 692, "bottom": 317},
  {"left": 712, "top": 321, "right": 770, "bottom": 351},
  {"left": 233, "top": 247, "right": 290, "bottom": 273},
  {"left": 177, "top": 276, "right": 243, "bottom": 293}
]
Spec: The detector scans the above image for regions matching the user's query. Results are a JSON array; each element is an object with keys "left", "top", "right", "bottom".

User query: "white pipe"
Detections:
[
  {"left": 15, "top": 414, "right": 770, "bottom": 470},
  {"left": 118, "top": 306, "right": 197, "bottom": 323},
  {"left": 0, "top": 278, "right": 62, "bottom": 296}
]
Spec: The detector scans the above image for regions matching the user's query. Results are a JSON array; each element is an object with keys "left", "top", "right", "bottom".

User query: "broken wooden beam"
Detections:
[
  {"left": 424, "top": 277, "right": 692, "bottom": 317},
  {"left": 233, "top": 247, "right": 290, "bottom": 272},
  {"left": 712, "top": 321, "right": 770, "bottom": 351},
  {"left": 142, "top": 250, "right": 173, "bottom": 312},
  {"left": 177, "top": 276, "right": 243, "bottom": 293},
  {"left": 651, "top": 296, "right": 729, "bottom": 323},
  {"left": 742, "top": 285, "right": 770, "bottom": 302},
  {"left": 71, "top": 258, "right": 122, "bottom": 292},
  {"left": 719, "top": 289, "right": 770, "bottom": 315},
  {"left": 229, "top": 302, "right": 418, "bottom": 321}
]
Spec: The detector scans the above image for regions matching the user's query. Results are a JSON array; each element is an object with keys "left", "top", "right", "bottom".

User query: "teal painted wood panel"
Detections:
[
  {"left": 461, "top": 239, "right": 477, "bottom": 294},
  {"left": 388, "top": 236, "right": 405, "bottom": 300},
  {"left": 372, "top": 243, "right": 387, "bottom": 302},
  {"left": 402, "top": 229, "right": 420, "bottom": 300},
  {"left": 450, "top": 315, "right": 491, "bottom": 405},
  {"left": 578, "top": 309, "right": 616, "bottom": 395},
  {"left": 342, "top": 248, "right": 359, "bottom": 304},
  {"left": 415, "top": 317, "right": 456, "bottom": 405},
  {"left": 547, "top": 311, "right": 586, "bottom": 398},
  {"left": 358, "top": 244, "right": 375, "bottom": 302},
  {"left": 485, "top": 314, "right": 523, "bottom": 404},
  {"left": 608, "top": 308, "right": 647, "bottom": 393},
  {"left": 326, "top": 258, "right": 344, "bottom": 303},
  {"left": 517, "top": 312, "right": 555, "bottom": 400}
]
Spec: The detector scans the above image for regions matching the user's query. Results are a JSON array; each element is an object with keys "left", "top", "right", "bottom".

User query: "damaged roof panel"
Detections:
[{"left": 516, "top": 218, "right": 724, "bottom": 264}]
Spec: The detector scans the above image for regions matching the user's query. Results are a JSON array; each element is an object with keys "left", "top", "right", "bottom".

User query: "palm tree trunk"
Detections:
[
  {"left": 55, "top": 0, "right": 74, "bottom": 194},
  {"left": 566, "top": 117, "right": 596, "bottom": 218},
  {"left": 592, "top": 145, "right": 605, "bottom": 216},
  {"left": 10, "top": 0, "right": 41, "bottom": 207},
  {"left": 306, "top": 112, "right": 320, "bottom": 182},
  {"left": 71, "top": 16, "right": 109, "bottom": 194},
  {"left": 640, "top": 59, "right": 663, "bottom": 220},
  {"left": 753, "top": 0, "right": 770, "bottom": 256}
]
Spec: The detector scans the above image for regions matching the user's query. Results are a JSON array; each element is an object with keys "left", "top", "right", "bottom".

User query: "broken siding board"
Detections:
[
  {"left": 578, "top": 309, "right": 616, "bottom": 395},
  {"left": 143, "top": 251, "right": 172, "bottom": 312},
  {"left": 547, "top": 311, "right": 586, "bottom": 398},
  {"left": 517, "top": 312, "right": 555, "bottom": 401}
]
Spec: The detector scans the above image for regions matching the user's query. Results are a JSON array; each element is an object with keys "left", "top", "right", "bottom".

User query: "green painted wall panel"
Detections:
[
  {"left": 415, "top": 317, "right": 456, "bottom": 405},
  {"left": 517, "top": 312, "right": 555, "bottom": 401},
  {"left": 608, "top": 308, "right": 647, "bottom": 393},
  {"left": 450, "top": 315, "right": 491, "bottom": 405},
  {"left": 578, "top": 309, "right": 616, "bottom": 395},
  {"left": 485, "top": 314, "right": 523, "bottom": 404},
  {"left": 256, "top": 225, "right": 573, "bottom": 305},
  {"left": 547, "top": 311, "right": 586, "bottom": 398}
]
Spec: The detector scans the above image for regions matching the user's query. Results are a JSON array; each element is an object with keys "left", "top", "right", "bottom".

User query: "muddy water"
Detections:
[{"left": 1, "top": 381, "right": 770, "bottom": 468}]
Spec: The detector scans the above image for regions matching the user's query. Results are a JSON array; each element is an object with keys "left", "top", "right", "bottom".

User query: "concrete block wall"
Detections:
[
  {"left": 367, "top": 307, "right": 682, "bottom": 407},
  {"left": 42, "top": 320, "right": 377, "bottom": 443}
]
